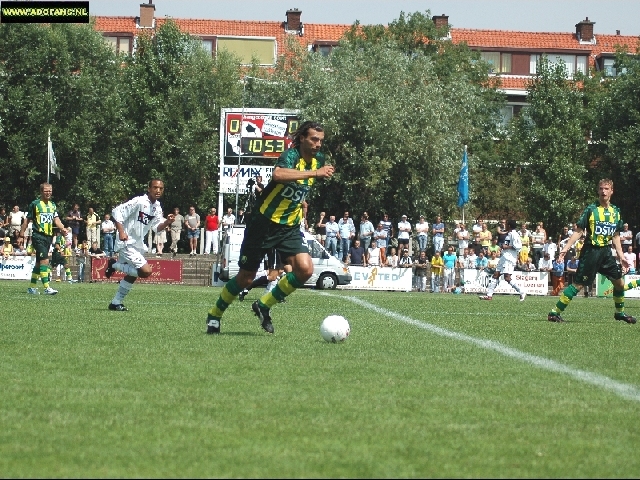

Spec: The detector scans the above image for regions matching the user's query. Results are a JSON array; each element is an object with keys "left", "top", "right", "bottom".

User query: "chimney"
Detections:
[
  {"left": 286, "top": 8, "right": 302, "bottom": 32},
  {"left": 432, "top": 14, "right": 449, "bottom": 29},
  {"left": 575, "top": 17, "right": 595, "bottom": 42},
  {"left": 616, "top": 29, "right": 620, "bottom": 36},
  {"left": 139, "top": 1, "right": 155, "bottom": 28}
]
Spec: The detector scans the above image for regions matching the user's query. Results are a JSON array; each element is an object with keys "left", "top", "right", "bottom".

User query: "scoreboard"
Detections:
[{"left": 221, "top": 109, "right": 299, "bottom": 160}]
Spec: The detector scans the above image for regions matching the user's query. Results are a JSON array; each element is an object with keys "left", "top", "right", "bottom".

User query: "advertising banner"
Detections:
[
  {"left": 219, "top": 165, "right": 274, "bottom": 195},
  {"left": 596, "top": 273, "right": 640, "bottom": 298},
  {"left": 338, "top": 266, "right": 413, "bottom": 292},
  {"left": 91, "top": 257, "right": 183, "bottom": 284},
  {"left": 463, "top": 269, "right": 549, "bottom": 296},
  {"left": 0, "top": 256, "right": 36, "bottom": 280}
]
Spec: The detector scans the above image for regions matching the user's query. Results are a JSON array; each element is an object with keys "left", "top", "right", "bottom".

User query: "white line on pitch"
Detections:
[{"left": 320, "top": 292, "right": 640, "bottom": 403}]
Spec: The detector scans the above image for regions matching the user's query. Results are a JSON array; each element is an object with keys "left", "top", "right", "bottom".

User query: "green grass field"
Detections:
[{"left": 1, "top": 279, "right": 639, "bottom": 478}]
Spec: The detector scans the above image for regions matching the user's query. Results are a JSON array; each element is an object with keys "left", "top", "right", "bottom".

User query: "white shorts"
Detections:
[
  {"left": 497, "top": 257, "right": 516, "bottom": 275},
  {"left": 117, "top": 244, "right": 148, "bottom": 270}
]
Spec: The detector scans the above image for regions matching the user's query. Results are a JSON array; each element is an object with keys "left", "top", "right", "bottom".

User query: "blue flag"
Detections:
[{"left": 457, "top": 148, "right": 469, "bottom": 208}]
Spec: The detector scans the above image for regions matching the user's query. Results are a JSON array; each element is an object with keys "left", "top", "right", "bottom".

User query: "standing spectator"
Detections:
[
  {"left": 543, "top": 236, "right": 557, "bottom": 261},
  {"left": 346, "top": 239, "right": 366, "bottom": 266},
  {"left": 478, "top": 219, "right": 526, "bottom": 301},
  {"left": 337, "top": 211, "right": 355, "bottom": 262},
  {"left": 487, "top": 237, "right": 501, "bottom": 257},
  {"left": 530, "top": 223, "right": 546, "bottom": 267},
  {"left": 565, "top": 254, "right": 579, "bottom": 285},
  {"left": 478, "top": 222, "right": 492, "bottom": 255},
  {"left": 324, "top": 215, "right": 339, "bottom": 257},
  {"left": 203, "top": 207, "right": 220, "bottom": 255},
  {"left": 0, "top": 206, "right": 7, "bottom": 239},
  {"left": 101, "top": 213, "right": 116, "bottom": 257},
  {"left": 184, "top": 206, "right": 201, "bottom": 256},
  {"left": 373, "top": 222, "right": 388, "bottom": 266},
  {"left": 623, "top": 245, "right": 636, "bottom": 274},
  {"left": 635, "top": 228, "right": 640, "bottom": 254},
  {"left": 169, "top": 207, "right": 184, "bottom": 256},
  {"left": 442, "top": 246, "right": 457, "bottom": 293},
  {"left": 471, "top": 219, "right": 483, "bottom": 255},
  {"left": 19, "top": 183, "right": 69, "bottom": 295},
  {"left": 379, "top": 213, "right": 394, "bottom": 256},
  {"left": 367, "top": 239, "right": 382, "bottom": 267},
  {"left": 237, "top": 208, "right": 245, "bottom": 225},
  {"left": 415, "top": 215, "right": 429, "bottom": 253},
  {"left": 430, "top": 250, "right": 444, "bottom": 293},
  {"left": 495, "top": 219, "right": 508, "bottom": 245},
  {"left": 518, "top": 223, "right": 531, "bottom": 265},
  {"left": 315, "top": 211, "right": 327, "bottom": 246},
  {"left": 244, "top": 175, "right": 264, "bottom": 224},
  {"left": 65, "top": 203, "right": 82, "bottom": 250},
  {"left": 221, "top": 207, "right": 235, "bottom": 231},
  {"left": 155, "top": 224, "right": 168, "bottom": 257},
  {"left": 620, "top": 223, "right": 633, "bottom": 251},
  {"left": 551, "top": 255, "right": 565, "bottom": 296},
  {"left": 8, "top": 205, "right": 26, "bottom": 244},
  {"left": 386, "top": 246, "right": 398, "bottom": 267},
  {"left": 456, "top": 223, "right": 469, "bottom": 256},
  {"left": 358, "top": 212, "right": 374, "bottom": 252},
  {"left": 85, "top": 207, "right": 101, "bottom": 249},
  {"left": 104, "top": 179, "right": 175, "bottom": 311},
  {"left": 414, "top": 250, "right": 429, "bottom": 292},
  {"left": 557, "top": 226, "right": 571, "bottom": 252},
  {"left": 432, "top": 215, "right": 445, "bottom": 254},
  {"left": 397, "top": 214, "right": 412, "bottom": 253}
]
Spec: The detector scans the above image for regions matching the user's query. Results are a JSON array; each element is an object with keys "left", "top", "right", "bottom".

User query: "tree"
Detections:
[
  {"left": 261, "top": 11, "right": 503, "bottom": 223},
  {"left": 587, "top": 48, "right": 640, "bottom": 229},
  {"left": 506, "top": 57, "right": 591, "bottom": 236}
]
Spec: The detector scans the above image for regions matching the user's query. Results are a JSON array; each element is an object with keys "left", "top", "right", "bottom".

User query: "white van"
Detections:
[{"left": 216, "top": 225, "right": 352, "bottom": 289}]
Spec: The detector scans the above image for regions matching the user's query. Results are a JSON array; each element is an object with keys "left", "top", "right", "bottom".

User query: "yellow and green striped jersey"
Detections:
[
  {"left": 26, "top": 198, "right": 59, "bottom": 236},
  {"left": 257, "top": 147, "right": 325, "bottom": 226},
  {"left": 577, "top": 202, "right": 623, "bottom": 247}
]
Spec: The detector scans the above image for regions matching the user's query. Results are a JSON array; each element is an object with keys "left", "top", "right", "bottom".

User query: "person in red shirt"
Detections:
[{"left": 204, "top": 207, "right": 219, "bottom": 255}]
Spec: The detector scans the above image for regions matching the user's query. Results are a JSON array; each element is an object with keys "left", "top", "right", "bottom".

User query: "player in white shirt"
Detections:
[
  {"left": 479, "top": 219, "right": 526, "bottom": 301},
  {"left": 104, "top": 179, "right": 175, "bottom": 311}
]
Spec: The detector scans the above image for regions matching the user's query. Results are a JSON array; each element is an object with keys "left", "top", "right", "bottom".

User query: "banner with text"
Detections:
[
  {"left": 219, "top": 165, "right": 274, "bottom": 194},
  {"left": 91, "top": 258, "right": 183, "bottom": 284},
  {"left": 0, "top": 256, "right": 36, "bottom": 280},
  {"left": 338, "top": 266, "right": 413, "bottom": 292},
  {"left": 463, "top": 269, "right": 549, "bottom": 296},
  {"left": 596, "top": 273, "right": 640, "bottom": 298}
]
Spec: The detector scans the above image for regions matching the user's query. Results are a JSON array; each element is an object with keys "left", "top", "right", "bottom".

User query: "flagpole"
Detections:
[
  {"left": 462, "top": 144, "right": 467, "bottom": 224},
  {"left": 47, "top": 129, "right": 51, "bottom": 184}
]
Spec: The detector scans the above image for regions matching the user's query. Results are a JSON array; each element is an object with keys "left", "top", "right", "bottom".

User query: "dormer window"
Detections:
[{"left": 311, "top": 41, "right": 338, "bottom": 57}]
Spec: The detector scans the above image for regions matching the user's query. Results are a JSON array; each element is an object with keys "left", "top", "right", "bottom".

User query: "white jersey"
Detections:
[
  {"left": 501, "top": 229, "right": 522, "bottom": 264},
  {"left": 112, "top": 194, "right": 165, "bottom": 253}
]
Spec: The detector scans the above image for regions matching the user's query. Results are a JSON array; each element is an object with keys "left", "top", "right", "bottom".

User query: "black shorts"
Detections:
[
  {"left": 32, "top": 231, "right": 53, "bottom": 262},
  {"left": 266, "top": 248, "right": 284, "bottom": 270},
  {"left": 238, "top": 214, "right": 307, "bottom": 272},
  {"left": 398, "top": 238, "right": 409, "bottom": 246},
  {"left": 51, "top": 249, "right": 66, "bottom": 267},
  {"left": 574, "top": 245, "right": 622, "bottom": 286}
]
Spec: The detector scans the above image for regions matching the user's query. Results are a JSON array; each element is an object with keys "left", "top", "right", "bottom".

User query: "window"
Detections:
[
  {"left": 603, "top": 58, "right": 617, "bottom": 76},
  {"left": 216, "top": 37, "right": 276, "bottom": 66},
  {"left": 529, "top": 54, "right": 588, "bottom": 77},
  {"left": 104, "top": 36, "right": 131, "bottom": 55},
  {"left": 311, "top": 41, "right": 339, "bottom": 57},
  {"left": 499, "top": 106, "right": 514, "bottom": 128},
  {"left": 201, "top": 39, "right": 213, "bottom": 55},
  {"left": 480, "top": 52, "right": 512, "bottom": 73}
]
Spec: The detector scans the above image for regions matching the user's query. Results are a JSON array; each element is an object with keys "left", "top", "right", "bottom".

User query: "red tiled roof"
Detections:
[{"left": 92, "top": 15, "right": 640, "bottom": 92}]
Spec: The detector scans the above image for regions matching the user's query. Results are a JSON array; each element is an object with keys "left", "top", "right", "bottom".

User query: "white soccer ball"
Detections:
[{"left": 320, "top": 315, "right": 350, "bottom": 343}]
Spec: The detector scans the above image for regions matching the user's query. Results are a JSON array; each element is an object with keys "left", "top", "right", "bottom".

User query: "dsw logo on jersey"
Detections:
[
  {"left": 137, "top": 211, "right": 155, "bottom": 225},
  {"left": 40, "top": 212, "right": 54, "bottom": 224},
  {"left": 594, "top": 223, "right": 616, "bottom": 236},
  {"left": 281, "top": 185, "right": 309, "bottom": 203}
]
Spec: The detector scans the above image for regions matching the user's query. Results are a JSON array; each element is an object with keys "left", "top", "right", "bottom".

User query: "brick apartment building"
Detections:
[{"left": 93, "top": 2, "right": 639, "bottom": 125}]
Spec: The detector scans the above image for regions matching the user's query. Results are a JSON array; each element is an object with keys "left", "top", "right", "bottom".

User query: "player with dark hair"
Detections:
[
  {"left": 19, "top": 182, "right": 68, "bottom": 295},
  {"left": 206, "top": 121, "right": 335, "bottom": 334},
  {"left": 548, "top": 179, "right": 636, "bottom": 324},
  {"left": 104, "top": 179, "right": 175, "bottom": 311},
  {"left": 479, "top": 219, "right": 526, "bottom": 301}
]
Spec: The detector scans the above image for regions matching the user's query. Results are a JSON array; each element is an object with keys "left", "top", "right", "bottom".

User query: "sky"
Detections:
[{"left": 85, "top": 0, "right": 640, "bottom": 36}]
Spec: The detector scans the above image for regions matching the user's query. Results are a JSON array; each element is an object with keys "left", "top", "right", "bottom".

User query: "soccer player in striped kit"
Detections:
[
  {"left": 19, "top": 182, "right": 68, "bottom": 295},
  {"left": 206, "top": 121, "right": 335, "bottom": 334}
]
